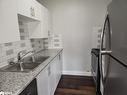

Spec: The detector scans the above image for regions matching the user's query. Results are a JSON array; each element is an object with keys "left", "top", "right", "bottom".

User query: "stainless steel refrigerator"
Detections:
[{"left": 100, "top": 0, "right": 127, "bottom": 95}]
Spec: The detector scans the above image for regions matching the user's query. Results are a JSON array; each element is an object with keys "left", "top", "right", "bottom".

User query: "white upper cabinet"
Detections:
[
  {"left": 30, "top": 6, "right": 50, "bottom": 38},
  {"left": 33, "top": 0, "right": 42, "bottom": 21},
  {"left": 0, "top": 0, "right": 20, "bottom": 43},
  {"left": 41, "top": 6, "right": 49, "bottom": 38},
  {"left": 17, "top": 0, "right": 41, "bottom": 21},
  {"left": 0, "top": 0, "right": 51, "bottom": 43},
  {"left": 17, "top": 0, "right": 50, "bottom": 39}
]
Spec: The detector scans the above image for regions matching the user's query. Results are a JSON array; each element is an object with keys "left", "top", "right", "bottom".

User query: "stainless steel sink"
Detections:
[{"left": 0, "top": 56, "right": 49, "bottom": 72}]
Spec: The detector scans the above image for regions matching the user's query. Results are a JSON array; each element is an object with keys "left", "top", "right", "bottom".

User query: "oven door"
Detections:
[
  {"left": 91, "top": 49, "right": 100, "bottom": 93},
  {"left": 91, "top": 51, "right": 98, "bottom": 83}
]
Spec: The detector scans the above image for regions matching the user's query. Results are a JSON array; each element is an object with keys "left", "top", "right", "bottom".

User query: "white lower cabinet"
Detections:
[
  {"left": 49, "top": 55, "right": 61, "bottom": 95},
  {"left": 58, "top": 52, "right": 63, "bottom": 81},
  {"left": 55, "top": 55, "right": 62, "bottom": 87},
  {"left": 49, "top": 59, "right": 57, "bottom": 95},
  {"left": 37, "top": 52, "right": 63, "bottom": 95},
  {"left": 36, "top": 65, "right": 49, "bottom": 95}
]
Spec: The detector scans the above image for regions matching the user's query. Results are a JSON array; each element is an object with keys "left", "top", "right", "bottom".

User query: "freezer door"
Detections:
[
  {"left": 108, "top": 0, "right": 127, "bottom": 65},
  {"left": 104, "top": 56, "right": 127, "bottom": 95}
]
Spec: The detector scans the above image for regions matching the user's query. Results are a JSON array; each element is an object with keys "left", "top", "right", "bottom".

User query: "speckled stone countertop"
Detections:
[{"left": 0, "top": 49, "right": 63, "bottom": 95}]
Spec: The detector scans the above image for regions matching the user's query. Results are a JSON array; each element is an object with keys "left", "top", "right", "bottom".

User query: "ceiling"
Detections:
[
  {"left": 37, "top": 0, "right": 112, "bottom": 9},
  {"left": 36, "top": 0, "right": 49, "bottom": 8}
]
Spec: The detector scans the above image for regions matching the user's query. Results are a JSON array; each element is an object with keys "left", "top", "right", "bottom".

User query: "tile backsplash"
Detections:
[
  {"left": 0, "top": 33, "right": 63, "bottom": 68},
  {"left": 52, "top": 34, "right": 63, "bottom": 49},
  {"left": 42, "top": 34, "right": 63, "bottom": 49},
  {"left": 0, "top": 40, "right": 33, "bottom": 68},
  {"left": 18, "top": 20, "right": 29, "bottom": 40},
  {"left": 30, "top": 38, "right": 44, "bottom": 52}
]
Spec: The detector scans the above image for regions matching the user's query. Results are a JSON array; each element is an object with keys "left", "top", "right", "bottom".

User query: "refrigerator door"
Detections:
[
  {"left": 101, "top": 0, "right": 127, "bottom": 95},
  {"left": 104, "top": 56, "right": 127, "bottom": 95},
  {"left": 108, "top": 0, "right": 127, "bottom": 65}
]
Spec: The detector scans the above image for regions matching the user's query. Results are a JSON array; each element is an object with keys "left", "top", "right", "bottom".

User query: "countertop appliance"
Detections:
[
  {"left": 91, "top": 48, "right": 101, "bottom": 94},
  {"left": 100, "top": 0, "right": 127, "bottom": 95},
  {"left": 19, "top": 78, "right": 38, "bottom": 95}
]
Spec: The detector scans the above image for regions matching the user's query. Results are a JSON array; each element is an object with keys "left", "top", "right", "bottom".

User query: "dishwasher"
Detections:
[
  {"left": 19, "top": 78, "right": 38, "bottom": 95},
  {"left": 91, "top": 48, "right": 101, "bottom": 94}
]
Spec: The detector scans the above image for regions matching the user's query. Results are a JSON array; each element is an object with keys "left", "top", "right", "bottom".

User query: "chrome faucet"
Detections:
[
  {"left": 17, "top": 50, "right": 35, "bottom": 71},
  {"left": 17, "top": 50, "right": 35, "bottom": 62}
]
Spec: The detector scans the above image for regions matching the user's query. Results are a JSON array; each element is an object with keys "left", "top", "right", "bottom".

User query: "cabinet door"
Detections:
[
  {"left": 59, "top": 52, "right": 63, "bottom": 76},
  {"left": 55, "top": 55, "right": 61, "bottom": 86},
  {"left": 41, "top": 6, "right": 49, "bottom": 38},
  {"left": 55, "top": 53, "right": 63, "bottom": 86},
  {"left": 49, "top": 59, "right": 57, "bottom": 95},
  {"left": 28, "top": 21, "right": 42, "bottom": 39},
  {"left": 17, "top": 0, "right": 32, "bottom": 18},
  {"left": 49, "top": 53, "right": 63, "bottom": 95},
  {"left": 37, "top": 65, "right": 49, "bottom": 95},
  {"left": 58, "top": 52, "right": 63, "bottom": 81},
  {"left": 0, "top": 0, "right": 20, "bottom": 43},
  {"left": 17, "top": 0, "right": 41, "bottom": 21},
  {"left": 29, "top": 6, "right": 49, "bottom": 38},
  {"left": 33, "top": 0, "right": 42, "bottom": 21}
]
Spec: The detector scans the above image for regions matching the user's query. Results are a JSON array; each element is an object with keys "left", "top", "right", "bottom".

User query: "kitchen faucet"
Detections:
[
  {"left": 17, "top": 50, "right": 35, "bottom": 71},
  {"left": 17, "top": 50, "right": 35, "bottom": 62}
]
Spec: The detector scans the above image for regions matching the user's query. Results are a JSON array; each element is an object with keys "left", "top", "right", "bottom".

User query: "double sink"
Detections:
[{"left": 0, "top": 56, "right": 49, "bottom": 72}]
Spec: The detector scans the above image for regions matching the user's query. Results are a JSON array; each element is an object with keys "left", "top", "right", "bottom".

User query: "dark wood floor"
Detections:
[{"left": 54, "top": 75, "right": 96, "bottom": 95}]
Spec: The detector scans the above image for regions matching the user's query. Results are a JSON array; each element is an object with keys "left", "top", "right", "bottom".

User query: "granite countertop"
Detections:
[{"left": 0, "top": 49, "right": 63, "bottom": 95}]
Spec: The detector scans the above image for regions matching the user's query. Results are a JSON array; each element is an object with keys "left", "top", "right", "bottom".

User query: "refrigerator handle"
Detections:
[
  {"left": 101, "top": 50, "right": 112, "bottom": 55},
  {"left": 100, "top": 14, "right": 112, "bottom": 55},
  {"left": 100, "top": 14, "right": 112, "bottom": 85}
]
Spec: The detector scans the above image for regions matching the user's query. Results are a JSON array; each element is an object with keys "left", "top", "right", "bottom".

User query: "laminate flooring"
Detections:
[{"left": 54, "top": 75, "right": 96, "bottom": 95}]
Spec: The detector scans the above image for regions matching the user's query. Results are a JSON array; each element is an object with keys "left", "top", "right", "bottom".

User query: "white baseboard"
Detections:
[{"left": 62, "top": 71, "right": 92, "bottom": 76}]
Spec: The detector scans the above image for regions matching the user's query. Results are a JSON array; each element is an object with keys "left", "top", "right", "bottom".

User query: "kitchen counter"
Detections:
[{"left": 0, "top": 49, "right": 63, "bottom": 95}]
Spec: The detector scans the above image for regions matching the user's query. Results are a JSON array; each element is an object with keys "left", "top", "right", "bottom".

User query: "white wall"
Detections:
[{"left": 48, "top": 0, "right": 108, "bottom": 76}]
